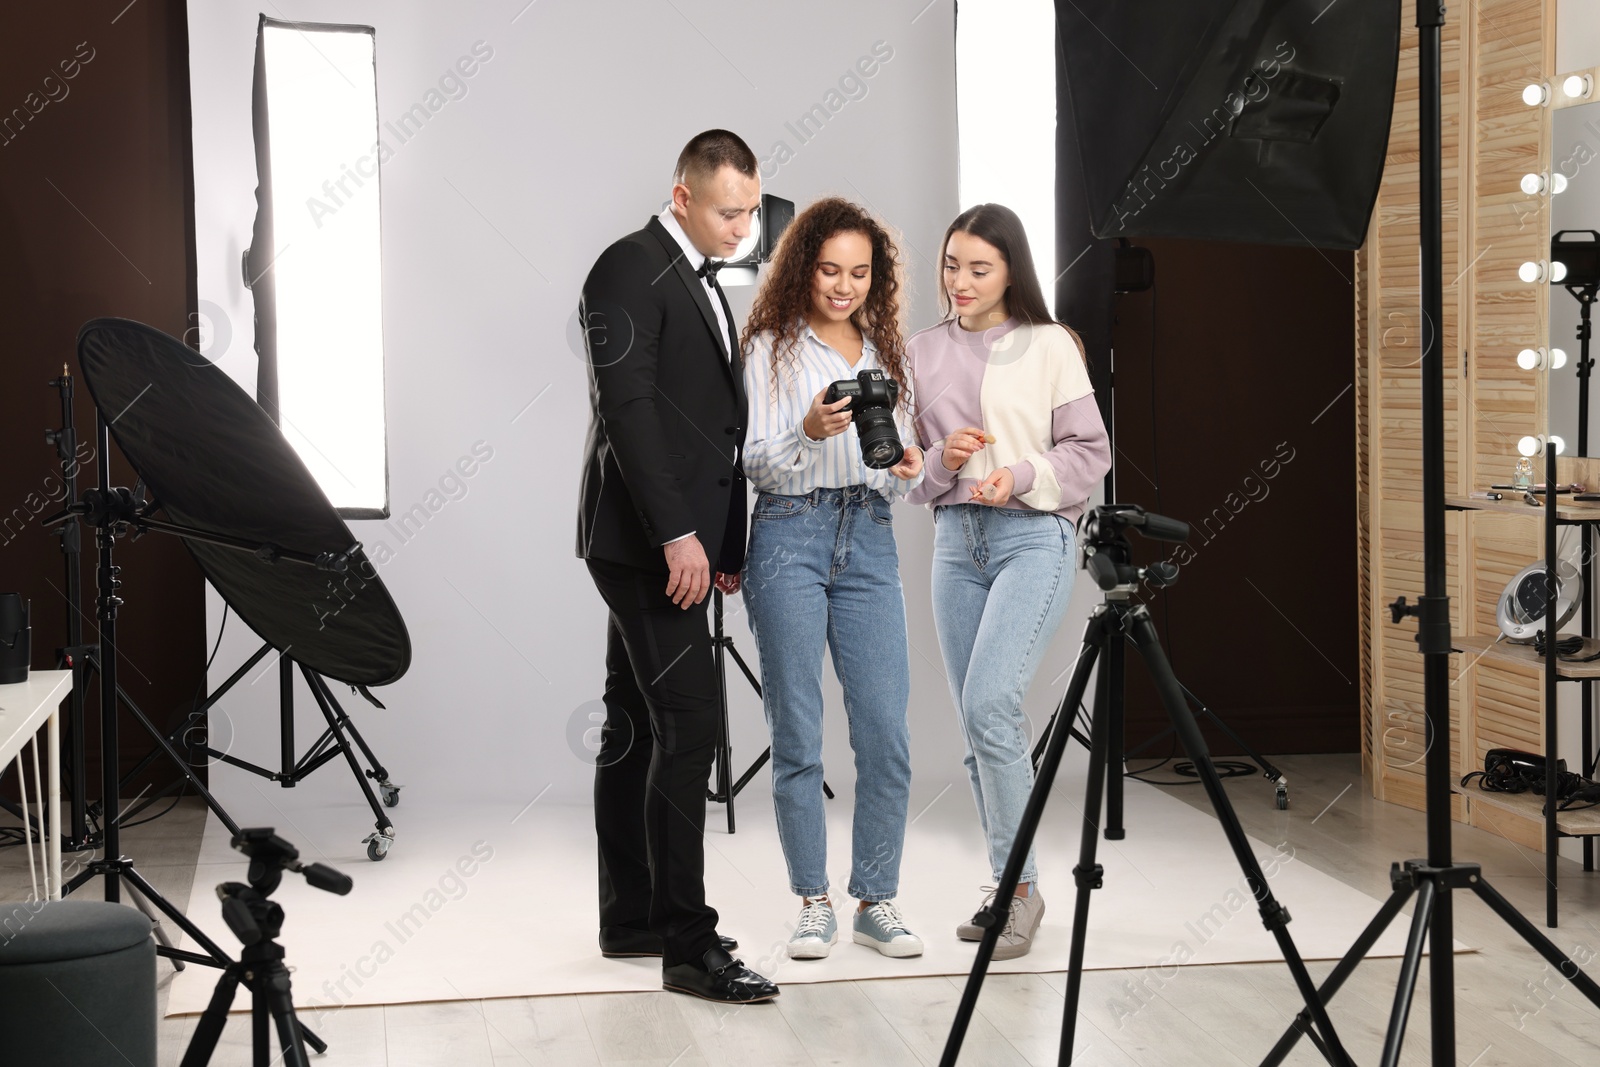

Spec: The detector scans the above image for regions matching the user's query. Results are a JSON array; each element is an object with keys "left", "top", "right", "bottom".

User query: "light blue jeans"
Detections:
[
  {"left": 742, "top": 486, "right": 913, "bottom": 900},
  {"left": 932, "top": 504, "right": 1076, "bottom": 885}
]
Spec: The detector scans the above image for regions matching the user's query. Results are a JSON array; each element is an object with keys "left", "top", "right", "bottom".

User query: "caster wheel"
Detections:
[
  {"left": 381, "top": 783, "right": 401, "bottom": 808},
  {"left": 364, "top": 831, "right": 394, "bottom": 861},
  {"left": 1276, "top": 791, "right": 1289, "bottom": 811}
]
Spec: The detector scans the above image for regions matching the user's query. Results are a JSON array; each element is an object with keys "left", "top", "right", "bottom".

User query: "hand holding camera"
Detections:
[{"left": 804, "top": 389, "right": 854, "bottom": 441}]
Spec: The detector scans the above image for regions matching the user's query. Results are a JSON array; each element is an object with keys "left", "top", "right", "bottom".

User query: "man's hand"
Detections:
[
  {"left": 970, "top": 467, "right": 1015, "bottom": 507},
  {"left": 942, "top": 427, "right": 989, "bottom": 471},
  {"left": 803, "top": 389, "right": 853, "bottom": 441},
  {"left": 890, "top": 444, "right": 923, "bottom": 481},
  {"left": 663, "top": 535, "right": 711, "bottom": 608},
  {"left": 714, "top": 571, "right": 742, "bottom": 595}
]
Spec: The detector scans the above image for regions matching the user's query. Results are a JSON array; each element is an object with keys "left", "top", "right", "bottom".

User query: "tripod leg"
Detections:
[
  {"left": 940, "top": 611, "right": 1108, "bottom": 1067},
  {"left": 254, "top": 979, "right": 271, "bottom": 1067},
  {"left": 1260, "top": 880, "right": 1415, "bottom": 1066},
  {"left": 262, "top": 966, "right": 312, "bottom": 1067},
  {"left": 1105, "top": 634, "right": 1126, "bottom": 840},
  {"left": 1471, "top": 876, "right": 1600, "bottom": 1009},
  {"left": 1124, "top": 609, "right": 1354, "bottom": 1067},
  {"left": 303, "top": 669, "right": 393, "bottom": 833},
  {"left": 179, "top": 964, "right": 244, "bottom": 1067},
  {"left": 1379, "top": 876, "right": 1437, "bottom": 1067},
  {"left": 123, "top": 879, "right": 185, "bottom": 971},
  {"left": 1061, "top": 625, "right": 1116, "bottom": 1064},
  {"left": 121, "top": 864, "right": 233, "bottom": 966}
]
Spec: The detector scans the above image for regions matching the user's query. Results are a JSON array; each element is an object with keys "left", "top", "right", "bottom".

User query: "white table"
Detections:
[{"left": 0, "top": 670, "right": 71, "bottom": 900}]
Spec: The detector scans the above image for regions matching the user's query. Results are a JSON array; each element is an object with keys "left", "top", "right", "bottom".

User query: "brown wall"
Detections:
[
  {"left": 1110, "top": 238, "right": 1359, "bottom": 758},
  {"left": 0, "top": 1, "right": 203, "bottom": 805}
]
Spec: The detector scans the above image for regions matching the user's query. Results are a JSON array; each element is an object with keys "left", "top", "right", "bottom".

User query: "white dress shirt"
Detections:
[{"left": 657, "top": 207, "right": 733, "bottom": 357}]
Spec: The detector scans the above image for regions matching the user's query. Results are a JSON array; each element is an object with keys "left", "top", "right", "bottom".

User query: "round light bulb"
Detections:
[
  {"left": 1520, "top": 260, "right": 1545, "bottom": 283},
  {"left": 1553, "top": 172, "right": 1569, "bottom": 195},
  {"left": 1521, "top": 172, "right": 1546, "bottom": 195},
  {"left": 1517, "top": 347, "right": 1543, "bottom": 370},
  {"left": 1524, "top": 82, "right": 1550, "bottom": 106},
  {"left": 1552, "top": 260, "right": 1569, "bottom": 283},
  {"left": 1551, "top": 435, "right": 1567, "bottom": 455},
  {"left": 1564, "top": 74, "right": 1592, "bottom": 99},
  {"left": 1519, "top": 435, "right": 1542, "bottom": 457},
  {"left": 1552, "top": 347, "right": 1569, "bottom": 369}
]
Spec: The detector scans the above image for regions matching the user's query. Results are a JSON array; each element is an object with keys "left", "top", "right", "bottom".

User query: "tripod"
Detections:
[
  {"left": 181, "top": 828, "right": 351, "bottom": 1067},
  {"left": 942, "top": 505, "right": 1354, "bottom": 1067},
  {"left": 1030, "top": 650, "right": 1291, "bottom": 844},
  {"left": 116, "top": 646, "right": 402, "bottom": 861},
  {"left": 705, "top": 589, "right": 831, "bottom": 833}
]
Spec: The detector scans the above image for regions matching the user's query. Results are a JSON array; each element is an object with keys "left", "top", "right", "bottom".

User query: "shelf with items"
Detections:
[{"left": 1450, "top": 784, "right": 1600, "bottom": 838}]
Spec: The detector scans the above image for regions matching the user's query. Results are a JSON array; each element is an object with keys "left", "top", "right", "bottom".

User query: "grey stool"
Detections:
[{"left": 0, "top": 899, "right": 156, "bottom": 1066}]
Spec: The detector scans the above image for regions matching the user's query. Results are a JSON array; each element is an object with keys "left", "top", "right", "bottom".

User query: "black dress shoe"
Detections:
[
  {"left": 662, "top": 946, "right": 778, "bottom": 1003},
  {"left": 599, "top": 926, "right": 738, "bottom": 958}
]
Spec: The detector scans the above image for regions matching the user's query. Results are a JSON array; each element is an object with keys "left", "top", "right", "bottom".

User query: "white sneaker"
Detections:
[
  {"left": 787, "top": 897, "right": 838, "bottom": 959},
  {"left": 852, "top": 900, "right": 924, "bottom": 958}
]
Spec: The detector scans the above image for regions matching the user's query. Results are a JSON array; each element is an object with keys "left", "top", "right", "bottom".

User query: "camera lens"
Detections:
[{"left": 855, "top": 409, "right": 904, "bottom": 470}]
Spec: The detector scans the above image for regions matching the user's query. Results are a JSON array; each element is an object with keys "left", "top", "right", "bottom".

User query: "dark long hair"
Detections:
[
  {"left": 741, "top": 197, "right": 910, "bottom": 408},
  {"left": 938, "top": 203, "right": 1056, "bottom": 326}
]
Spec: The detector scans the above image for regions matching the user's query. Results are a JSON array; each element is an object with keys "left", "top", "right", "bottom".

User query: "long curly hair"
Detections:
[{"left": 740, "top": 197, "right": 910, "bottom": 410}]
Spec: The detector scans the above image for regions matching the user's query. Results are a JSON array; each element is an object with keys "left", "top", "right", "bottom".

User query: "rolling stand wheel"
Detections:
[
  {"left": 379, "top": 781, "right": 401, "bottom": 808},
  {"left": 1275, "top": 780, "right": 1290, "bottom": 810},
  {"left": 363, "top": 827, "right": 395, "bottom": 861}
]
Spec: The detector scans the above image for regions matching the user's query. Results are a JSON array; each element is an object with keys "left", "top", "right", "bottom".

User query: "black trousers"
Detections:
[{"left": 585, "top": 557, "right": 721, "bottom": 967}]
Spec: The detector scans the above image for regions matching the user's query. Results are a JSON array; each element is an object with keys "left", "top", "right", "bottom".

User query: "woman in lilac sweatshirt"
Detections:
[{"left": 905, "top": 203, "right": 1111, "bottom": 960}]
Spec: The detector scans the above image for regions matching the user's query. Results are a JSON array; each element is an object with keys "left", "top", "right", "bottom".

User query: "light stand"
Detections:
[
  {"left": 705, "top": 589, "right": 832, "bottom": 834},
  {"left": 1268, "top": 7, "right": 1600, "bottom": 1065}
]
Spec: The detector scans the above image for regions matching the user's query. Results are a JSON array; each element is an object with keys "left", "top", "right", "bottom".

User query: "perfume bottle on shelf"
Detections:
[{"left": 1513, "top": 456, "right": 1535, "bottom": 490}]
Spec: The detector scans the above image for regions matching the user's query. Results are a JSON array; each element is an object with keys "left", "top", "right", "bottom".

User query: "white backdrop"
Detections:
[{"left": 184, "top": 0, "right": 1107, "bottom": 826}]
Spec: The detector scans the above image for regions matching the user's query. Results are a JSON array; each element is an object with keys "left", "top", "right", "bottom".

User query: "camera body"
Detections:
[{"left": 824, "top": 369, "right": 903, "bottom": 470}]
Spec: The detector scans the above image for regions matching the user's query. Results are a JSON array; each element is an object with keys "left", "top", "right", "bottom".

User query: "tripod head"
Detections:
[
  {"left": 1081, "top": 504, "right": 1190, "bottom": 595},
  {"left": 216, "top": 829, "right": 352, "bottom": 949}
]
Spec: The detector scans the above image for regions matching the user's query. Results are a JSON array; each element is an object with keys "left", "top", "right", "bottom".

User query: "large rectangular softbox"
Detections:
[{"left": 1057, "top": 0, "right": 1400, "bottom": 249}]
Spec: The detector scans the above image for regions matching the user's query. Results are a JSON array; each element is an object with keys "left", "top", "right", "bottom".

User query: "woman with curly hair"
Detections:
[
  {"left": 739, "top": 197, "right": 926, "bottom": 960},
  {"left": 906, "top": 203, "right": 1110, "bottom": 960}
]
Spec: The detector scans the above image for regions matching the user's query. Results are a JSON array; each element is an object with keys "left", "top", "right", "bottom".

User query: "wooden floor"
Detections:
[{"left": 7, "top": 754, "right": 1600, "bottom": 1065}]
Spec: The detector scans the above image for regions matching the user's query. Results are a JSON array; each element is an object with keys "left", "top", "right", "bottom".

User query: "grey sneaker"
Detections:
[
  {"left": 787, "top": 897, "right": 838, "bottom": 959},
  {"left": 956, "top": 886, "right": 998, "bottom": 941},
  {"left": 852, "top": 900, "right": 924, "bottom": 958},
  {"left": 992, "top": 887, "right": 1046, "bottom": 961}
]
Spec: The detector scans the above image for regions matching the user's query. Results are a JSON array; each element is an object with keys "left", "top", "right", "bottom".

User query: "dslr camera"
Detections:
[{"left": 824, "top": 369, "right": 903, "bottom": 470}]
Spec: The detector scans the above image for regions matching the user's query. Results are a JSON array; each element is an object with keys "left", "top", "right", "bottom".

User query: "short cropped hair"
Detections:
[{"left": 673, "top": 129, "right": 758, "bottom": 190}]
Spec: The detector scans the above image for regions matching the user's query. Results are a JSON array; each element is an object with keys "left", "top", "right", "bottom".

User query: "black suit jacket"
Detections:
[{"left": 576, "top": 216, "right": 748, "bottom": 574}]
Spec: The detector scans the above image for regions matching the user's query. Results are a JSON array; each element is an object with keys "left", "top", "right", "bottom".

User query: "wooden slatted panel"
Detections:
[
  {"left": 1462, "top": 0, "right": 1553, "bottom": 849},
  {"left": 1363, "top": 0, "right": 1558, "bottom": 849}
]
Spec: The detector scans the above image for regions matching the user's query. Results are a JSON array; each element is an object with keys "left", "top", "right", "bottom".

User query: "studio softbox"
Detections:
[{"left": 1057, "top": 0, "right": 1400, "bottom": 249}]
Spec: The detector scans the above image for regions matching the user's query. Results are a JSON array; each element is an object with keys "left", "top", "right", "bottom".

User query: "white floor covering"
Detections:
[{"left": 164, "top": 751, "right": 1465, "bottom": 1015}]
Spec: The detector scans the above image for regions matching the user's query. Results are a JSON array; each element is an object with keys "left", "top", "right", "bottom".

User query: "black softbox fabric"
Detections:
[
  {"left": 1056, "top": 0, "right": 1400, "bottom": 249},
  {"left": 77, "top": 318, "right": 410, "bottom": 687}
]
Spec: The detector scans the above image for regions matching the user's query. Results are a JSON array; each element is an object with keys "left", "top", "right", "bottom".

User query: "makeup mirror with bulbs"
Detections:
[{"left": 1539, "top": 4, "right": 1600, "bottom": 464}]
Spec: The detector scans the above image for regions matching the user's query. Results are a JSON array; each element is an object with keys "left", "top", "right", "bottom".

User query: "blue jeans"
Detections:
[
  {"left": 742, "top": 486, "right": 913, "bottom": 900},
  {"left": 931, "top": 504, "right": 1076, "bottom": 885}
]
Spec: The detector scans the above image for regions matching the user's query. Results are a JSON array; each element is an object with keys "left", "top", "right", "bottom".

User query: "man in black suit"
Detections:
[{"left": 576, "top": 130, "right": 776, "bottom": 1003}]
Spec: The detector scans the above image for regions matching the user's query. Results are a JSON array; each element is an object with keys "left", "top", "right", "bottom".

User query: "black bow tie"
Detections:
[{"left": 696, "top": 258, "right": 723, "bottom": 283}]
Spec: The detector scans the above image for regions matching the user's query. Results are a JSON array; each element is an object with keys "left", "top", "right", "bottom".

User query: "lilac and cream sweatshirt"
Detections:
[{"left": 905, "top": 317, "right": 1111, "bottom": 525}]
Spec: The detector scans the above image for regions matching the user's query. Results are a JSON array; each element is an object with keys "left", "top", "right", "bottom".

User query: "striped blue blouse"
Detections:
[{"left": 741, "top": 325, "right": 924, "bottom": 498}]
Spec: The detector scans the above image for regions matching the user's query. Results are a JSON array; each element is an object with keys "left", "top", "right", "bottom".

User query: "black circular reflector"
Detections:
[{"left": 76, "top": 318, "right": 410, "bottom": 686}]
